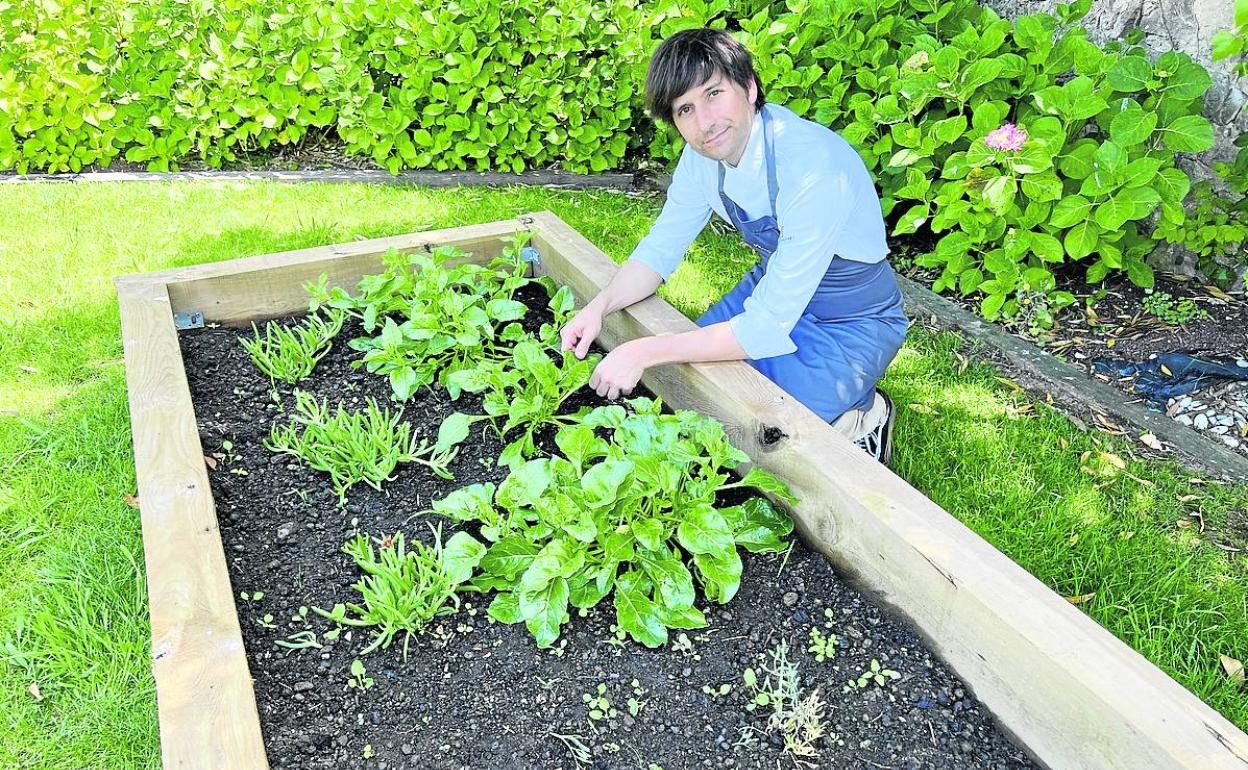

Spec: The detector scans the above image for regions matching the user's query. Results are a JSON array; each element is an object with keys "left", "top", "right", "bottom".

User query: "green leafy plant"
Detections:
[
  {"left": 308, "top": 237, "right": 549, "bottom": 401},
  {"left": 1153, "top": 24, "right": 1248, "bottom": 293},
  {"left": 1, "top": 0, "right": 650, "bottom": 174},
  {"left": 266, "top": 390, "right": 463, "bottom": 504},
  {"left": 1156, "top": 176, "right": 1248, "bottom": 287},
  {"left": 446, "top": 337, "right": 599, "bottom": 468},
  {"left": 1141, "top": 291, "right": 1210, "bottom": 325},
  {"left": 1212, "top": 0, "right": 1248, "bottom": 78},
  {"left": 317, "top": 529, "right": 484, "bottom": 657},
  {"left": 427, "top": 397, "right": 798, "bottom": 649},
  {"left": 240, "top": 309, "right": 345, "bottom": 384}
]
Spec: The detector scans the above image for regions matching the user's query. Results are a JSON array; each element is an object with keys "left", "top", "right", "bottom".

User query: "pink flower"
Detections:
[{"left": 984, "top": 123, "right": 1027, "bottom": 152}]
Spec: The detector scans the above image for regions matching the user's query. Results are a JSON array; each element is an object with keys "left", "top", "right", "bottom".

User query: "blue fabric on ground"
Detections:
[{"left": 1091, "top": 353, "right": 1248, "bottom": 409}]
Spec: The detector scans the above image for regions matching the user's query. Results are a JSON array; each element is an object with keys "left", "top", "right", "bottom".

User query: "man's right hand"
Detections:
[{"left": 560, "top": 307, "right": 603, "bottom": 359}]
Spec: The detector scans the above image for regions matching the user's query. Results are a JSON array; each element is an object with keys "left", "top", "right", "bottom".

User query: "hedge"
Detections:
[{"left": 2, "top": 0, "right": 1244, "bottom": 312}]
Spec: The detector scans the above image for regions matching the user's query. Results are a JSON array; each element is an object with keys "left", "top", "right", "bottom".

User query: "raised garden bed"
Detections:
[{"left": 115, "top": 213, "right": 1248, "bottom": 769}]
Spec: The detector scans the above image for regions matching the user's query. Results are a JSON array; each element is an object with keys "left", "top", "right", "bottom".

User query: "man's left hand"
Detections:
[{"left": 589, "top": 339, "right": 650, "bottom": 400}]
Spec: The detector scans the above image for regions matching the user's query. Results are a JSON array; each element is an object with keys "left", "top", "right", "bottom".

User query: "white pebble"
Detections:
[
  {"left": 1236, "top": 359, "right": 1247, "bottom": 368},
  {"left": 1194, "top": 414, "right": 1210, "bottom": 430},
  {"left": 1212, "top": 426, "right": 1228, "bottom": 435},
  {"left": 1222, "top": 436, "right": 1241, "bottom": 449},
  {"left": 1176, "top": 415, "right": 1193, "bottom": 426}
]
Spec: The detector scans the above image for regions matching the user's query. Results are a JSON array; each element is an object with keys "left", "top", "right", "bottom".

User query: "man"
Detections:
[{"left": 559, "top": 28, "right": 908, "bottom": 464}]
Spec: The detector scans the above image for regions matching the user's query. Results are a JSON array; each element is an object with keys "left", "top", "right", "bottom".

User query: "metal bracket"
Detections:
[{"left": 174, "top": 312, "right": 204, "bottom": 330}]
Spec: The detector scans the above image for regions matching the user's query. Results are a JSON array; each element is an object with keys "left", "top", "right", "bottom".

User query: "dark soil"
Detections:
[{"left": 179, "top": 283, "right": 1039, "bottom": 770}]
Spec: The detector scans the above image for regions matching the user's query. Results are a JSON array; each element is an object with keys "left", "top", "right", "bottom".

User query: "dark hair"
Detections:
[{"left": 644, "top": 28, "right": 765, "bottom": 123}]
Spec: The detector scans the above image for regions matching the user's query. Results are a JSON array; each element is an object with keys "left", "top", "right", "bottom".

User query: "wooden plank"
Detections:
[
  {"left": 138, "top": 218, "right": 530, "bottom": 323},
  {"left": 115, "top": 279, "right": 269, "bottom": 770},
  {"left": 524, "top": 209, "right": 1248, "bottom": 770}
]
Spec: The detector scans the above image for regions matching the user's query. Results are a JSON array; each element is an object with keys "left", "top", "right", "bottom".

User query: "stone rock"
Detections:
[{"left": 1195, "top": 413, "right": 1210, "bottom": 430}]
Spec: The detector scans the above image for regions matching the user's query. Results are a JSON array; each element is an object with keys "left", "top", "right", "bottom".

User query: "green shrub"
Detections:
[
  {"left": 0, "top": 0, "right": 652, "bottom": 173},
  {"left": 4, "top": 0, "right": 1243, "bottom": 303}
]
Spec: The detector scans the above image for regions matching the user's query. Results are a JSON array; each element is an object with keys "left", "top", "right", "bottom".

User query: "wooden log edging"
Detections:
[
  {"left": 525, "top": 210, "right": 1248, "bottom": 770},
  {"left": 115, "top": 276, "right": 269, "bottom": 769},
  {"left": 896, "top": 274, "right": 1248, "bottom": 483}
]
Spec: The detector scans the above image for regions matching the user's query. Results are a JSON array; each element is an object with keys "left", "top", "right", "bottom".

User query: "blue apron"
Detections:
[{"left": 696, "top": 107, "right": 909, "bottom": 423}]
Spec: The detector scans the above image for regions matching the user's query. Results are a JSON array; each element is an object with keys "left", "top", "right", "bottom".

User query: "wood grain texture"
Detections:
[
  {"left": 525, "top": 209, "right": 1248, "bottom": 770},
  {"left": 128, "top": 218, "right": 530, "bottom": 324},
  {"left": 115, "top": 279, "right": 268, "bottom": 770}
]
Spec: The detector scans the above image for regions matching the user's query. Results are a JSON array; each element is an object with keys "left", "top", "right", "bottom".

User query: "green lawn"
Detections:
[{"left": 1, "top": 182, "right": 1245, "bottom": 768}]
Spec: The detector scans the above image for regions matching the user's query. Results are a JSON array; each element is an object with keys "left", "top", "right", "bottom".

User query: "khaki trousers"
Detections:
[{"left": 829, "top": 389, "right": 888, "bottom": 442}]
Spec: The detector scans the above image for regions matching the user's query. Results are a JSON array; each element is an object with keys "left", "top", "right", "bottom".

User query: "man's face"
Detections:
[{"left": 669, "top": 72, "right": 758, "bottom": 166}]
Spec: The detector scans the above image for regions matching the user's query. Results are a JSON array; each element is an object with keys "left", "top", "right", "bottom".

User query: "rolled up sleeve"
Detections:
[
  {"left": 729, "top": 162, "right": 862, "bottom": 360},
  {"left": 627, "top": 148, "right": 712, "bottom": 280}
]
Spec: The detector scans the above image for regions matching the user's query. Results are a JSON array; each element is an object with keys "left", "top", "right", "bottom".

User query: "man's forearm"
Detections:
[
  {"left": 586, "top": 260, "right": 665, "bottom": 316},
  {"left": 635, "top": 321, "right": 748, "bottom": 367}
]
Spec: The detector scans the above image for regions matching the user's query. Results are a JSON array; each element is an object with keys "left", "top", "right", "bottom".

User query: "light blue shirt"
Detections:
[{"left": 629, "top": 103, "right": 890, "bottom": 359}]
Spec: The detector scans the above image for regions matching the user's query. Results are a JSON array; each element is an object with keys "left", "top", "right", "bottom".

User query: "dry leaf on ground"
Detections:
[{"left": 1220, "top": 654, "right": 1244, "bottom": 686}]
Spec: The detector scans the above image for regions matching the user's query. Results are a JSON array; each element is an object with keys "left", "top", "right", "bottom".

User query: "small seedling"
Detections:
[
  {"left": 535, "top": 676, "right": 560, "bottom": 691},
  {"left": 274, "top": 630, "right": 322, "bottom": 650},
  {"left": 852, "top": 658, "right": 901, "bottom": 689},
  {"left": 347, "top": 658, "right": 374, "bottom": 691},
  {"left": 548, "top": 732, "right": 592, "bottom": 767},
  {"left": 702, "top": 682, "right": 734, "bottom": 699},
  {"left": 362, "top": 744, "right": 374, "bottom": 759},
  {"left": 601, "top": 624, "right": 628, "bottom": 651},
  {"left": 808, "top": 628, "right": 839, "bottom": 663},
  {"left": 671, "top": 632, "right": 694, "bottom": 654},
  {"left": 582, "top": 683, "right": 617, "bottom": 722},
  {"left": 256, "top": 613, "right": 277, "bottom": 629},
  {"left": 627, "top": 679, "right": 647, "bottom": 716}
]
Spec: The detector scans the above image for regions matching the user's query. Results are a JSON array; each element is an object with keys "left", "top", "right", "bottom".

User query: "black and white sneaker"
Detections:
[{"left": 853, "top": 390, "right": 895, "bottom": 466}]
